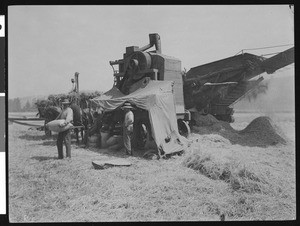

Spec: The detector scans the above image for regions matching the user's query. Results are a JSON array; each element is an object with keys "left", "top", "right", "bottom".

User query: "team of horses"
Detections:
[{"left": 36, "top": 100, "right": 94, "bottom": 143}]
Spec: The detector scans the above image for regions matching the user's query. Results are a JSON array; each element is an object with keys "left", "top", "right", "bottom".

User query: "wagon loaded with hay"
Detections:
[{"left": 35, "top": 73, "right": 102, "bottom": 138}]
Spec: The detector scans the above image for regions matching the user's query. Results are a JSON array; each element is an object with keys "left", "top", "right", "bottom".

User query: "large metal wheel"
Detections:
[
  {"left": 129, "top": 52, "right": 152, "bottom": 81},
  {"left": 177, "top": 119, "right": 190, "bottom": 137}
]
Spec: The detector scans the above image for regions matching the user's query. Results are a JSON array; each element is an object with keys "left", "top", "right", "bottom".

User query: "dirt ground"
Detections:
[{"left": 8, "top": 112, "right": 295, "bottom": 222}]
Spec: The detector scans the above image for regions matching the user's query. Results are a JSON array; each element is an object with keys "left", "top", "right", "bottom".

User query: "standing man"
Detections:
[
  {"left": 56, "top": 98, "right": 73, "bottom": 159},
  {"left": 122, "top": 102, "right": 134, "bottom": 155}
]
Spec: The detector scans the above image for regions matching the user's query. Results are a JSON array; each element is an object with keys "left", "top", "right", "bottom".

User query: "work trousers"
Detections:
[
  {"left": 57, "top": 129, "right": 71, "bottom": 159},
  {"left": 123, "top": 125, "right": 133, "bottom": 152}
]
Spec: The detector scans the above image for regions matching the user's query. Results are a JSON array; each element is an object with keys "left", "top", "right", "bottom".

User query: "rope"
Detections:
[{"left": 235, "top": 44, "right": 293, "bottom": 55}]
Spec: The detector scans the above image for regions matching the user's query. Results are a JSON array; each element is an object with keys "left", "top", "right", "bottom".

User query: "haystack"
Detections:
[
  {"left": 191, "top": 115, "right": 286, "bottom": 147},
  {"left": 238, "top": 116, "right": 286, "bottom": 146}
]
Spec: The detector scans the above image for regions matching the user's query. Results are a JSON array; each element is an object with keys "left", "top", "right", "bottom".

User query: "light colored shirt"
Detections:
[
  {"left": 57, "top": 107, "right": 73, "bottom": 124},
  {"left": 124, "top": 110, "right": 134, "bottom": 127}
]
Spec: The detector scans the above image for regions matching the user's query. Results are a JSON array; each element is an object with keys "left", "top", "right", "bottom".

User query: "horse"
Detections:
[{"left": 37, "top": 105, "right": 62, "bottom": 136}]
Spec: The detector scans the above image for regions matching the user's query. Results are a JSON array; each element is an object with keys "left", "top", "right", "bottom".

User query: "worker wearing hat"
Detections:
[
  {"left": 55, "top": 98, "right": 74, "bottom": 159},
  {"left": 122, "top": 102, "right": 134, "bottom": 155}
]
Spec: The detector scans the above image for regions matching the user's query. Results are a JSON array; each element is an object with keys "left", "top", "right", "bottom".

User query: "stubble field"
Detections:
[{"left": 8, "top": 112, "right": 296, "bottom": 222}]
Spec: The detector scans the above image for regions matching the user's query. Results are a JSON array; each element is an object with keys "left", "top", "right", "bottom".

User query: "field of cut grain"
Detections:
[{"left": 8, "top": 112, "right": 296, "bottom": 222}]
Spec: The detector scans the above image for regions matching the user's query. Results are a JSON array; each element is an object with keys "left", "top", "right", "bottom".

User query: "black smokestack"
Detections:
[{"left": 149, "top": 33, "right": 161, "bottom": 53}]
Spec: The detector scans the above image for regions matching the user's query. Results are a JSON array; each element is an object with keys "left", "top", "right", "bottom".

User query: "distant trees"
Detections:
[
  {"left": 8, "top": 98, "right": 22, "bottom": 112},
  {"left": 8, "top": 98, "right": 37, "bottom": 112},
  {"left": 23, "top": 100, "right": 33, "bottom": 112}
]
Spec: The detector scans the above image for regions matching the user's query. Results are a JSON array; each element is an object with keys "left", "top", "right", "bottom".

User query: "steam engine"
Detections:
[{"left": 109, "top": 33, "right": 185, "bottom": 117}]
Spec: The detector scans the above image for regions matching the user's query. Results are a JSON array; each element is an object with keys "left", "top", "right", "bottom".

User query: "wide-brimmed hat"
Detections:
[
  {"left": 61, "top": 98, "right": 71, "bottom": 105},
  {"left": 121, "top": 102, "right": 133, "bottom": 109}
]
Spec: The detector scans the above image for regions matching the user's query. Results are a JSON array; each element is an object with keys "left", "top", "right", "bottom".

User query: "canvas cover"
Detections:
[{"left": 90, "top": 77, "right": 186, "bottom": 154}]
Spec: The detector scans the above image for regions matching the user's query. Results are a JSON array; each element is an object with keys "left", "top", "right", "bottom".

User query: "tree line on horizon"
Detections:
[
  {"left": 8, "top": 98, "right": 38, "bottom": 112},
  {"left": 9, "top": 90, "right": 103, "bottom": 113}
]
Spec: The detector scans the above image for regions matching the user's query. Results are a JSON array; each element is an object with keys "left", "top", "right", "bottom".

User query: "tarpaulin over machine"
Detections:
[{"left": 90, "top": 77, "right": 187, "bottom": 155}]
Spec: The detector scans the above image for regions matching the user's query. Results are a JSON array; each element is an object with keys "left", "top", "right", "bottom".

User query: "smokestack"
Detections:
[
  {"left": 74, "top": 72, "right": 79, "bottom": 93},
  {"left": 138, "top": 33, "right": 162, "bottom": 53},
  {"left": 149, "top": 33, "right": 161, "bottom": 53}
]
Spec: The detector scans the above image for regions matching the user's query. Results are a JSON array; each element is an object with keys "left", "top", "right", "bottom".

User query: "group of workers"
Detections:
[{"left": 55, "top": 98, "right": 134, "bottom": 159}]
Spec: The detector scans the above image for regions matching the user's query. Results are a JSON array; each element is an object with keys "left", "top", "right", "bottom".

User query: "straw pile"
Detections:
[
  {"left": 183, "top": 156, "right": 266, "bottom": 193},
  {"left": 182, "top": 143, "right": 286, "bottom": 195},
  {"left": 184, "top": 114, "right": 290, "bottom": 195},
  {"left": 238, "top": 116, "right": 286, "bottom": 146},
  {"left": 191, "top": 114, "right": 286, "bottom": 147}
]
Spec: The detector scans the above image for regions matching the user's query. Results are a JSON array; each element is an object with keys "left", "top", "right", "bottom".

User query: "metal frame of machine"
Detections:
[{"left": 107, "top": 33, "right": 294, "bottom": 142}]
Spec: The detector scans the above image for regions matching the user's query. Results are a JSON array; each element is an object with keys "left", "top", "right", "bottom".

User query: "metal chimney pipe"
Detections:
[
  {"left": 149, "top": 33, "right": 161, "bottom": 53},
  {"left": 74, "top": 72, "right": 79, "bottom": 93},
  {"left": 138, "top": 33, "right": 162, "bottom": 53}
]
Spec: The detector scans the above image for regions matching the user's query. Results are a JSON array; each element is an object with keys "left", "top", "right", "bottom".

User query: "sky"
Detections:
[{"left": 8, "top": 5, "right": 294, "bottom": 99}]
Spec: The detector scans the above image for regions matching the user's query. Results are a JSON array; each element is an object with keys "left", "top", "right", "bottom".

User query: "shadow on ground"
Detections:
[
  {"left": 33, "top": 136, "right": 81, "bottom": 146},
  {"left": 30, "top": 156, "right": 58, "bottom": 161},
  {"left": 85, "top": 145, "right": 147, "bottom": 160},
  {"left": 38, "top": 140, "right": 57, "bottom": 146},
  {"left": 18, "top": 134, "right": 49, "bottom": 141}
]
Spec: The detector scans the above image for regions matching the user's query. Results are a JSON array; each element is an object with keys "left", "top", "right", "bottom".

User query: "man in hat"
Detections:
[
  {"left": 55, "top": 98, "right": 73, "bottom": 159},
  {"left": 122, "top": 102, "right": 134, "bottom": 155}
]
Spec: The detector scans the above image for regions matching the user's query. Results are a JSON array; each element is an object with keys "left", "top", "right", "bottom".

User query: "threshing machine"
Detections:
[{"left": 108, "top": 33, "right": 294, "bottom": 136}]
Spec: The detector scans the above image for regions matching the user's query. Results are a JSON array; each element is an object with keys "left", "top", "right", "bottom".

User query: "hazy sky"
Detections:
[{"left": 8, "top": 5, "right": 294, "bottom": 98}]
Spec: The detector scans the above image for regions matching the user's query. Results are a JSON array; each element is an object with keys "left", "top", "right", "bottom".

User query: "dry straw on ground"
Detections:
[{"left": 8, "top": 112, "right": 296, "bottom": 222}]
